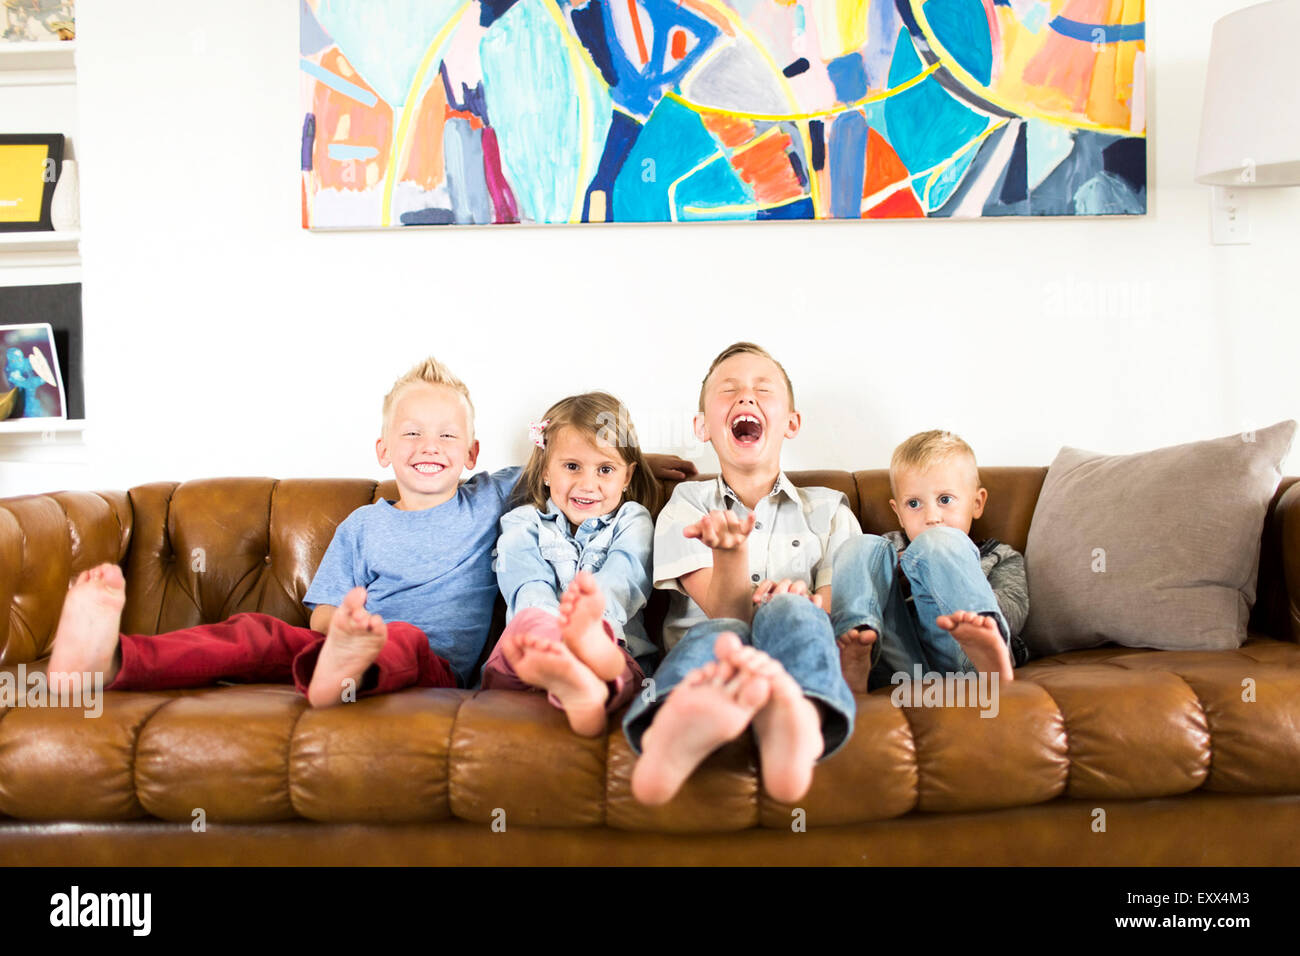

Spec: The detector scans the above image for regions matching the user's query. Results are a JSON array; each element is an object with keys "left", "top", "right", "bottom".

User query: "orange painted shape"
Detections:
[
  {"left": 671, "top": 28, "right": 687, "bottom": 60},
  {"left": 866, "top": 187, "right": 924, "bottom": 219},
  {"left": 732, "top": 132, "right": 801, "bottom": 205},
  {"left": 311, "top": 48, "right": 394, "bottom": 192},
  {"left": 863, "top": 127, "right": 909, "bottom": 198},
  {"left": 404, "top": 73, "right": 449, "bottom": 190},
  {"left": 702, "top": 113, "right": 756, "bottom": 149},
  {"left": 628, "top": 0, "right": 649, "bottom": 66}
]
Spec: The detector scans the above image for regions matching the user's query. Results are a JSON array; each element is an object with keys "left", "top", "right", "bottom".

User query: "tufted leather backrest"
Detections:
[{"left": 2, "top": 470, "right": 1297, "bottom": 664}]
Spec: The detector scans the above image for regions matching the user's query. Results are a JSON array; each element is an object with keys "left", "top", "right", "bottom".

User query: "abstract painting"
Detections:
[{"left": 299, "top": 0, "right": 1146, "bottom": 227}]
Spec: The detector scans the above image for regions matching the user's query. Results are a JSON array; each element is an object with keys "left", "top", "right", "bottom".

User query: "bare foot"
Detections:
[
  {"left": 558, "top": 570, "right": 624, "bottom": 682},
  {"left": 506, "top": 629, "right": 609, "bottom": 737},
  {"left": 936, "top": 610, "right": 1015, "bottom": 683},
  {"left": 721, "top": 641, "right": 824, "bottom": 804},
  {"left": 49, "top": 564, "right": 127, "bottom": 695},
  {"left": 631, "top": 632, "right": 772, "bottom": 806},
  {"left": 837, "top": 627, "right": 877, "bottom": 694},
  {"left": 307, "top": 586, "right": 387, "bottom": 707}
]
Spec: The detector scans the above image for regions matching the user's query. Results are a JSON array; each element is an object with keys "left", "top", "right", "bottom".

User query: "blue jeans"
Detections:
[
  {"left": 830, "top": 526, "right": 1010, "bottom": 688},
  {"left": 623, "top": 593, "right": 856, "bottom": 759}
]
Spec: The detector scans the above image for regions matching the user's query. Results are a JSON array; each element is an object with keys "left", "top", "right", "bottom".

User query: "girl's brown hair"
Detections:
[{"left": 512, "top": 392, "right": 659, "bottom": 514}]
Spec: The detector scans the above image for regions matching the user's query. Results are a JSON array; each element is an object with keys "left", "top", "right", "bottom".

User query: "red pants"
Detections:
[
  {"left": 479, "top": 607, "right": 644, "bottom": 712},
  {"left": 109, "top": 612, "right": 458, "bottom": 695}
]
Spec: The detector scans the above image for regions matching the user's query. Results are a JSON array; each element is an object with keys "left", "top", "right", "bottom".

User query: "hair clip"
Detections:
[{"left": 528, "top": 419, "right": 550, "bottom": 449}]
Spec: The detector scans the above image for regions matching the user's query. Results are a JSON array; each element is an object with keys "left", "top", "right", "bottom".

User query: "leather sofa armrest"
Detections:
[
  {"left": 1280, "top": 481, "right": 1300, "bottom": 643},
  {"left": 0, "top": 490, "right": 131, "bottom": 664}
]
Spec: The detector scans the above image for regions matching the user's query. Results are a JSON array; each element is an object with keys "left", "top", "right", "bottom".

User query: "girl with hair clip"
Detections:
[{"left": 481, "top": 392, "right": 661, "bottom": 736}]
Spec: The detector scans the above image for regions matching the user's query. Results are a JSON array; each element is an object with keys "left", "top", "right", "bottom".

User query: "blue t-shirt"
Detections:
[{"left": 303, "top": 466, "right": 521, "bottom": 685}]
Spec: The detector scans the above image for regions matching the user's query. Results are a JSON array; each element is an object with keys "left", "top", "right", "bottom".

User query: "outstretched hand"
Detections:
[{"left": 684, "top": 509, "right": 755, "bottom": 552}]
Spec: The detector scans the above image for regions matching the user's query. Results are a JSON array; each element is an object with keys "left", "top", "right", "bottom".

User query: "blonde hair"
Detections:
[
  {"left": 698, "top": 341, "right": 795, "bottom": 412},
  {"left": 890, "top": 430, "right": 980, "bottom": 498},
  {"left": 382, "top": 357, "right": 475, "bottom": 440},
  {"left": 514, "top": 392, "right": 659, "bottom": 514}
]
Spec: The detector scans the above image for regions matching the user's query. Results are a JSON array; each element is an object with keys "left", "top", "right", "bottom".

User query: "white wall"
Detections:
[{"left": 4, "top": 0, "right": 1297, "bottom": 498}]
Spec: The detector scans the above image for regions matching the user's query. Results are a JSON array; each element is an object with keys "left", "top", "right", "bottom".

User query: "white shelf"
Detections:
[
  {"left": 0, "top": 40, "right": 76, "bottom": 85},
  {"left": 0, "top": 418, "right": 87, "bottom": 464},
  {"left": 0, "top": 418, "right": 84, "bottom": 435},
  {"left": 0, "top": 231, "right": 79, "bottom": 267}
]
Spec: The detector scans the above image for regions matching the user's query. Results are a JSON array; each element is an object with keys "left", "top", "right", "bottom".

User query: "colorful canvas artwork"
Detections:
[
  {"left": 1, "top": 323, "right": 65, "bottom": 422},
  {"left": 299, "top": 0, "right": 1146, "bottom": 228},
  {"left": 2, "top": 1, "right": 75, "bottom": 42}
]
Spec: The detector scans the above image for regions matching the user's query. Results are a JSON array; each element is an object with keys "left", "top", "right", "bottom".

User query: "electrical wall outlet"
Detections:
[{"left": 1210, "top": 186, "right": 1251, "bottom": 245}]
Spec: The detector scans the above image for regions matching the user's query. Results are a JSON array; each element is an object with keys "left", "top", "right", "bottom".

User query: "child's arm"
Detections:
[
  {"left": 586, "top": 505, "right": 654, "bottom": 643},
  {"left": 303, "top": 513, "right": 367, "bottom": 633},
  {"left": 986, "top": 545, "right": 1029, "bottom": 637},
  {"left": 644, "top": 453, "right": 697, "bottom": 482},
  {"left": 679, "top": 510, "right": 757, "bottom": 623},
  {"left": 495, "top": 508, "right": 563, "bottom": 615},
  {"left": 808, "top": 499, "right": 864, "bottom": 611},
  {"left": 309, "top": 604, "right": 337, "bottom": 633}
]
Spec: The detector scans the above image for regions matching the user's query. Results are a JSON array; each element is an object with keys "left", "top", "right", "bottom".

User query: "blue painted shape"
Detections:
[
  {"left": 299, "top": 59, "right": 378, "bottom": 107},
  {"left": 1027, "top": 128, "right": 1104, "bottom": 216},
  {"left": 310, "top": 0, "right": 463, "bottom": 106},
  {"left": 570, "top": 0, "right": 619, "bottom": 89},
  {"left": 612, "top": 96, "right": 749, "bottom": 222},
  {"left": 300, "top": 0, "right": 332, "bottom": 55},
  {"left": 440, "top": 62, "right": 489, "bottom": 120},
  {"left": 829, "top": 111, "right": 867, "bottom": 219},
  {"left": 400, "top": 208, "right": 456, "bottom": 225},
  {"left": 301, "top": 113, "right": 315, "bottom": 170},
  {"left": 443, "top": 117, "right": 495, "bottom": 224},
  {"left": 1049, "top": 16, "right": 1144, "bottom": 43},
  {"left": 758, "top": 196, "right": 814, "bottom": 221},
  {"left": 1074, "top": 170, "right": 1144, "bottom": 214},
  {"left": 481, "top": 0, "right": 613, "bottom": 223},
  {"left": 327, "top": 143, "right": 379, "bottom": 161},
  {"left": 584, "top": 110, "right": 642, "bottom": 221},
  {"left": 923, "top": 0, "right": 993, "bottom": 86},
  {"left": 596, "top": 0, "right": 721, "bottom": 116},
  {"left": 861, "top": 100, "right": 889, "bottom": 143},
  {"left": 828, "top": 52, "right": 868, "bottom": 103},
  {"left": 863, "top": 0, "right": 902, "bottom": 92},
  {"left": 999, "top": 120, "right": 1028, "bottom": 204},
  {"left": 922, "top": 142, "right": 978, "bottom": 211},
  {"left": 1027, "top": 117, "right": 1075, "bottom": 189},
  {"left": 809, "top": 119, "right": 826, "bottom": 171},
  {"left": 1102, "top": 137, "right": 1146, "bottom": 193},
  {"left": 479, "top": 0, "right": 520, "bottom": 28},
  {"left": 885, "top": 27, "right": 989, "bottom": 175},
  {"left": 887, "top": 25, "right": 925, "bottom": 87},
  {"left": 675, "top": 158, "right": 756, "bottom": 222}
]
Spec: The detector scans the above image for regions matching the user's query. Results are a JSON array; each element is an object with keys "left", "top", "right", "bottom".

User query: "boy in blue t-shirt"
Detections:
[{"left": 47, "top": 357, "right": 695, "bottom": 706}]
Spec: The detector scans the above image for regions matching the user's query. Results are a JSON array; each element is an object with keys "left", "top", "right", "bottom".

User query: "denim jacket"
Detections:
[{"left": 493, "top": 499, "right": 657, "bottom": 664}]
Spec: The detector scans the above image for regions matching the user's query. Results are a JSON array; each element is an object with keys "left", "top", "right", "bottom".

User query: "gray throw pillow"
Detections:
[{"left": 1023, "top": 420, "right": 1296, "bottom": 655}]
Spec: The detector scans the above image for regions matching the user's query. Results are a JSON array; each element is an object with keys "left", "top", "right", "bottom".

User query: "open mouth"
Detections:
[
  {"left": 412, "top": 463, "right": 446, "bottom": 475},
  {"left": 730, "top": 414, "right": 763, "bottom": 446},
  {"left": 570, "top": 496, "right": 599, "bottom": 508}
]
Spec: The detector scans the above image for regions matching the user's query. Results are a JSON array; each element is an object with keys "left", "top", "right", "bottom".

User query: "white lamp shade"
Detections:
[{"left": 1196, "top": 0, "right": 1300, "bottom": 186}]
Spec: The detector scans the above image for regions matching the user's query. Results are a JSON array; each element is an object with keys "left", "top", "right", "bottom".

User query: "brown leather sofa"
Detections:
[{"left": 2, "top": 468, "right": 1298, "bottom": 866}]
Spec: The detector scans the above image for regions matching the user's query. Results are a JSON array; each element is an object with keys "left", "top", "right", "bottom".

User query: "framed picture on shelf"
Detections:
[
  {"left": 0, "top": 134, "right": 64, "bottom": 232},
  {"left": 1, "top": 322, "right": 66, "bottom": 423},
  {"left": 2, "top": 1, "right": 75, "bottom": 42}
]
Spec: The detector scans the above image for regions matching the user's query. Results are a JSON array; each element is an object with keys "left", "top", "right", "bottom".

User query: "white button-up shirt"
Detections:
[{"left": 652, "top": 473, "right": 861, "bottom": 649}]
